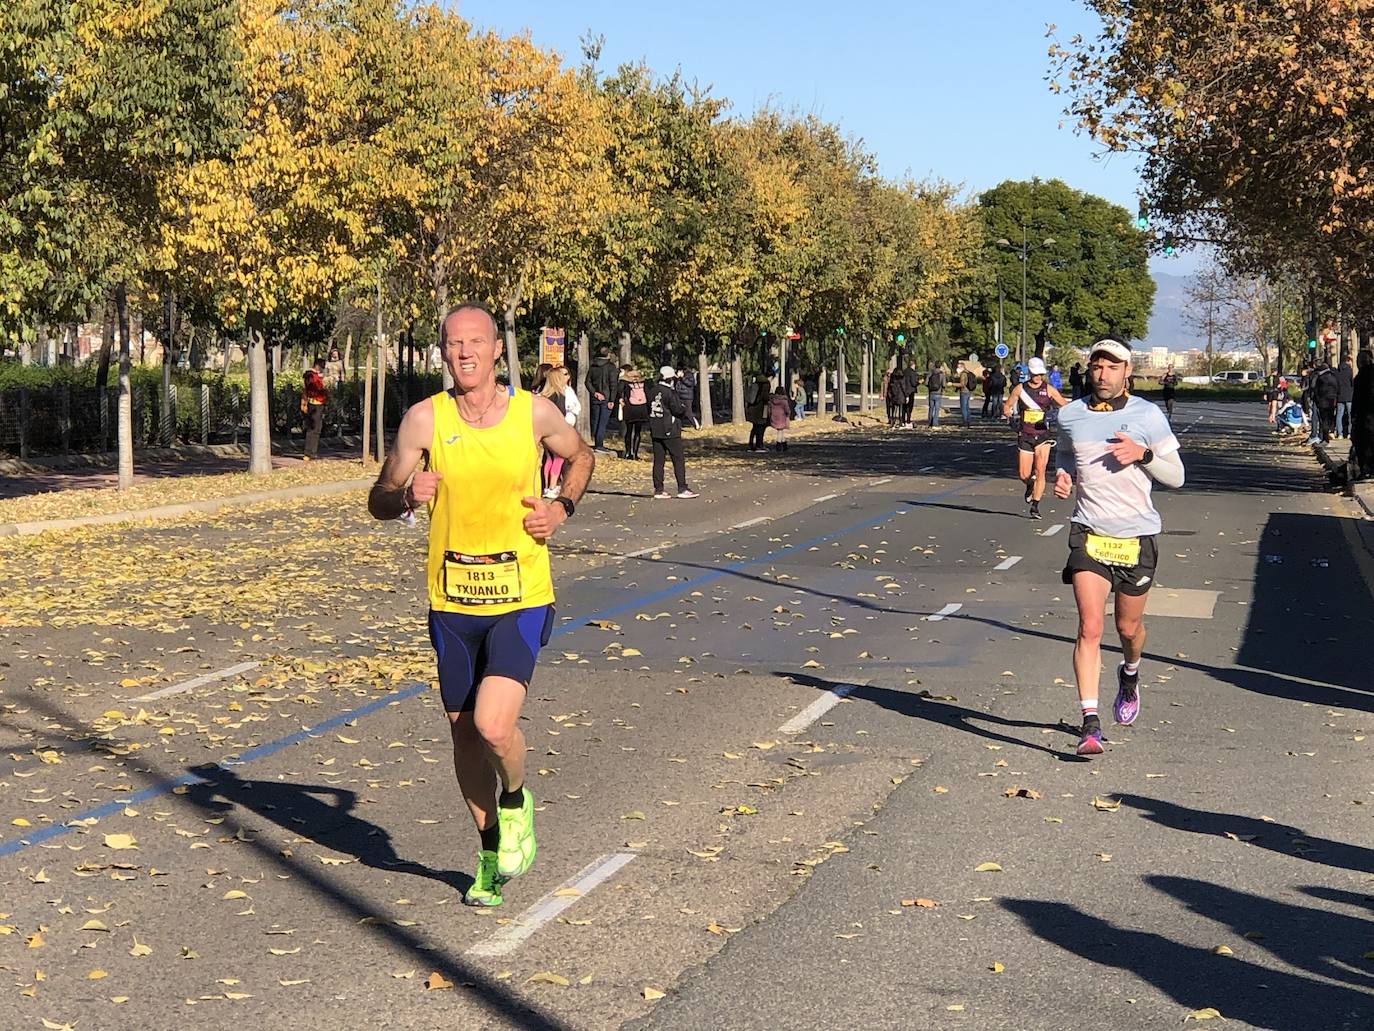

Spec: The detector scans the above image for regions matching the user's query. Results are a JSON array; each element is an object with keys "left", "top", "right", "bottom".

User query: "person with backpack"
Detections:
[
  {"left": 746, "top": 374, "right": 771, "bottom": 450},
  {"left": 925, "top": 362, "right": 947, "bottom": 428},
  {"left": 985, "top": 364, "right": 1007, "bottom": 421},
  {"left": 674, "top": 368, "right": 699, "bottom": 429},
  {"left": 650, "top": 365, "right": 698, "bottom": 499},
  {"left": 768, "top": 385, "right": 791, "bottom": 451},
  {"left": 956, "top": 360, "right": 978, "bottom": 427},
  {"left": 619, "top": 366, "right": 650, "bottom": 459}
]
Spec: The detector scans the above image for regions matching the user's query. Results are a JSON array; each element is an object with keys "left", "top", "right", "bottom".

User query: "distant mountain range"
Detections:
[{"left": 1142, "top": 271, "right": 1191, "bottom": 352}]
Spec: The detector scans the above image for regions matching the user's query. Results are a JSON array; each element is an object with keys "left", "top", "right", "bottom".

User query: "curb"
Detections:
[
  {"left": 0, "top": 436, "right": 369, "bottom": 474},
  {"left": 0, "top": 476, "right": 374, "bottom": 538}
]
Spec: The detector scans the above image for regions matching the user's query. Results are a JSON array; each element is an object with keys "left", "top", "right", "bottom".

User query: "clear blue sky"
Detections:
[{"left": 452, "top": 0, "right": 1196, "bottom": 285}]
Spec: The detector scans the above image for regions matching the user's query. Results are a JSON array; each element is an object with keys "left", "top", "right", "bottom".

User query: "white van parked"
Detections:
[{"left": 1210, "top": 370, "right": 1262, "bottom": 384}]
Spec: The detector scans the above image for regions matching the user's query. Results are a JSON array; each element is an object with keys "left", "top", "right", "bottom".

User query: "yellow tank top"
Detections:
[{"left": 425, "top": 388, "right": 555, "bottom": 614}]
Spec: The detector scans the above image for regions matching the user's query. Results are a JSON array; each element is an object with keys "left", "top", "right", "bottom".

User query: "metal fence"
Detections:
[{"left": 0, "top": 371, "right": 438, "bottom": 459}]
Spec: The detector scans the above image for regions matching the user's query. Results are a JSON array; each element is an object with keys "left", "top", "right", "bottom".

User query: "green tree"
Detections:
[{"left": 959, "top": 179, "right": 1154, "bottom": 357}]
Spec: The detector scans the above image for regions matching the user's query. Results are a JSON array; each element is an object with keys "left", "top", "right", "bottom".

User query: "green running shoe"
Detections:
[
  {"left": 496, "top": 787, "right": 536, "bottom": 879},
  {"left": 464, "top": 849, "right": 505, "bottom": 907}
]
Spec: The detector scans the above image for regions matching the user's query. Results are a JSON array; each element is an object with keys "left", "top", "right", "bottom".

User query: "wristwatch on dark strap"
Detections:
[
  {"left": 1138, "top": 448, "right": 1154, "bottom": 466},
  {"left": 553, "top": 496, "right": 575, "bottom": 519}
]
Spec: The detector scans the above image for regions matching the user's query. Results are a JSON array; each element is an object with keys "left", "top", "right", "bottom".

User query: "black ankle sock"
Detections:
[
  {"left": 498, "top": 786, "right": 524, "bottom": 809},
  {"left": 479, "top": 822, "right": 500, "bottom": 853}
]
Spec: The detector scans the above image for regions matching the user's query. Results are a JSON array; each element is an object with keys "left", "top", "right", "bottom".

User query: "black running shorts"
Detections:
[{"left": 1061, "top": 523, "right": 1158, "bottom": 597}]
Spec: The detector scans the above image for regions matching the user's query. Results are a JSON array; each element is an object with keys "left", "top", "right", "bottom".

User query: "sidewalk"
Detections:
[{"left": 0, "top": 414, "right": 884, "bottom": 537}]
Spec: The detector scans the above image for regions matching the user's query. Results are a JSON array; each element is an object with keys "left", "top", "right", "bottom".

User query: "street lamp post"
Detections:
[{"left": 997, "top": 226, "right": 1057, "bottom": 365}]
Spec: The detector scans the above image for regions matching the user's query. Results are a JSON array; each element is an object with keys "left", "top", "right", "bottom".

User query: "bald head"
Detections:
[{"left": 440, "top": 304, "right": 498, "bottom": 347}]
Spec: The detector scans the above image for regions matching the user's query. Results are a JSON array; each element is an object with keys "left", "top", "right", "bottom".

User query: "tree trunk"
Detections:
[
  {"left": 698, "top": 347, "right": 713, "bottom": 428},
  {"left": 730, "top": 343, "right": 744, "bottom": 424},
  {"left": 343, "top": 333, "right": 353, "bottom": 376},
  {"left": 247, "top": 323, "right": 272, "bottom": 476},
  {"left": 836, "top": 345, "right": 848, "bottom": 420},
  {"left": 433, "top": 268, "right": 453, "bottom": 391},
  {"left": 116, "top": 284, "right": 134, "bottom": 489},
  {"left": 575, "top": 330, "right": 591, "bottom": 438},
  {"left": 503, "top": 283, "right": 522, "bottom": 389},
  {"left": 860, "top": 339, "right": 871, "bottom": 413},
  {"left": 618, "top": 329, "right": 631, "bottom": 367},
  {"left": 1034, "top": 326, "right": 1048, "bottom": 360},
  {"left": 362, "top": 343, "right": 374, "bottom": 464},
  {"left": 161, "top": 290, "right": 176, "bottom": 446},
  {"left": 376, "top": 287, "right": 387, "bottom": 463},
  {"left": 96, "top": 294, "right": 115, "bottom": 389},
  {"left": 818, "top": 362, "right": 828, "bottom": 417}
]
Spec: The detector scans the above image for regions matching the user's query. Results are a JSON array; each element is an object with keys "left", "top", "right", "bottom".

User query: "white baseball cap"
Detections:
[
  {"left": 1027, "top": 357, "right": 1047, "bottom": 376},
  {"left": 1088, "top": 338, "right": 1132, "bottom": 363},
  {"left": 659, "top": 365, "right": 675, "bottom": 379}
]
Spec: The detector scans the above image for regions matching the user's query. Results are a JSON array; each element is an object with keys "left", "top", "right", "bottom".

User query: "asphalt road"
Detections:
[{"left": 1, "top": 400, "right": 1370, "bottom": 1031}]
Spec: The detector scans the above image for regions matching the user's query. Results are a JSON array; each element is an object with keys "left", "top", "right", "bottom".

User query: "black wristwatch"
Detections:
[
  {"left": 1138, "top": 448, "right": 1154, "bottom": 466},
  {"left": 553, "top": 496, "right": 575, "bottom": 519}
]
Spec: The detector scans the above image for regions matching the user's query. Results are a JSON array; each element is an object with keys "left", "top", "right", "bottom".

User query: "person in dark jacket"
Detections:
[
  {"left": 587, "top": 347, "right": 619, "bottom": 452},
  {"left": 985, "top": 364, "right": 1007, "bottom": 420},
  {"left": 1068, "top": 363, "right": 1085, "bottom": 400},
  {"left": 650, "top": 365, "right": 697, "bottom": 498},
  {"left": 674, "top": 368, "right": 699, "bottom": 429},
  {"left": 885, "top": 365, "right": 908, "bottom": 427},
  {"left": 1335, "top": 354, "right": 1355, "bottom": 439},
  {"left": 746, "top": 374, "right": 771, "bottom": 450},
  {"left": 901, "top": 363, "right": 921, "bottom": 426},
  {"left": 618, "top": 366, "right": 650, "bottom": 459},
  {"left": 1310, "top": 362, "right": 1340, "bottom": 443},
  {"left": 1351, "top": 352, "right": 1374, "bottom": 476}
]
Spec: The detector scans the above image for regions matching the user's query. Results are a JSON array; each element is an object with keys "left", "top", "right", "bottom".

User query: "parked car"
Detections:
[{"left": 1211, "top": 370, "right": 1262, "bottom": 384}]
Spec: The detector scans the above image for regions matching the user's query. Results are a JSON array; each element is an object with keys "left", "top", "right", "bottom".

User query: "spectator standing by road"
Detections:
[
  {"left": 746, "top": 374, "right": 771, "bottom": 451},
  {"left": 1310, "top": 362, "right": 1339, "bottom": 443},
  {"left": 956, "top": 360, "right": 978, "bottom": 427},
  {"left": 587, "top": 345, "right": 619, "bottom": 454},
  {"left": 675, "top": 368, "right": 699, "bottom": 429},
  {"left": 1352, "top": 352, "right": 1374, "bottom": 476},
  {"left": 902, "top": 362, "right": 921, "bottom": 426},
  {"left": 301, "top": 358, "right": 328, "bottom": 460},
  {"left": 538, "top": 366, "right": 578, "bottom": 497},
  {"left": 985, "top": 363, "right": 1007, "bottom": 420},
  {"left": 792, "top": 378, "right": 807, "bottom": 419},
  {"left": 925, "top": 362, "right": 947, "bottom": 428},
  {"left": 1049, "top": 364, "right": 1063, "bottom": 391},
  {"left": 1069, "top": 362, "right": 1085, "bottom": 400},
  {"left": 650, "top": 365, "right": 698, "bottom": 499},
  {"left": 768, "top": 385, "right": 791, "bottom": 451},
  {"left": 1336, "top": 354, "right": 1355, "bottom": 440},
  {"left": 884, "top": 365, "right": 907, "bottom": 427},
  {"left": 619, "top": 366, "right": 649, "bottom": 459}
]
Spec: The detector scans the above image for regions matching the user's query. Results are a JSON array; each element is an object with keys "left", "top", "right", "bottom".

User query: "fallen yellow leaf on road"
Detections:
[
  {"left": 1091, "top": 796, "right": 1121, "bottom": 812},
  {"left": 425, "top": 972, "right": 453, "bottom": 991},
  {"left": 1184, "top": 1008, "right": 1223, "bottom": 1021},
  {"left": 102, "top": 833, "right": 138, "bottom": 850},
  {"left": 990, "top": 962, "right": 1005, "bottom": 973},
  {"left": 974, "top": 862, "right": 1003, "bottom": 873},
  {"left": 527, "top": 971, "right": 570, "bottom": 986},
  {"left": 643, "top": 987, "right": 666, "bottom": 1001},
  {"left": 1211, "top": 945, "right": 1233, "bottom": 956}
]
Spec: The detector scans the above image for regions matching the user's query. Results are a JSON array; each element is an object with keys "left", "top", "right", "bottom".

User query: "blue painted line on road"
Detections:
[
  {"left": 0, "top": 685, "right": 426, "bottom": 858},
  {"left": 0, "top": 477, "right": 985, "bottom": 859}
]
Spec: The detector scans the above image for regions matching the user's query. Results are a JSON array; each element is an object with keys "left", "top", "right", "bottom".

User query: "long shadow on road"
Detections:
[
  {"left": 12, "top": 694, "right": 571, "bottom": 1031},
  {"left": 782, "top": 671, "right": 1077, "bottom": 760},
  {"left": 1002, "top": 892, "right": 1374, "bottom": 1031},
  {"left": 1120, "top": 794, "right": 1374, "bottom": 877}
]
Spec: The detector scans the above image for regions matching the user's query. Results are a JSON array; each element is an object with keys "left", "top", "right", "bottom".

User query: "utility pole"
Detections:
[{"left": 1020, "top": 223, "right": 1028, "bottom": 365}]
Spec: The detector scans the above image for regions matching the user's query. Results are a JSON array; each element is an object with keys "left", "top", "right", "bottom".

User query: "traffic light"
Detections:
[
  {"left": 1134, "top": 200, "right": 1149, "bottom": 231},
  {"left": 896, "top": 333, "right": 905, "bottom": 344},
  {"left": 835, "top": 327, "right": 845, "bottom": 336},
  {"left": 1161, "top": 232, "right": 1177, "bottom": 256}
]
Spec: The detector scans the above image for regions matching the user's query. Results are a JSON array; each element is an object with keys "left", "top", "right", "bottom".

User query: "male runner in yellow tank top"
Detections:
[{"left": 368, "top": 304, "right": 593, "bottom": 906}]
